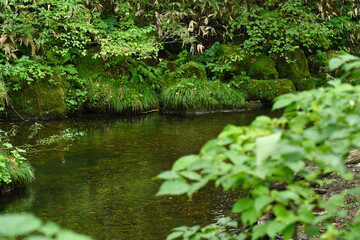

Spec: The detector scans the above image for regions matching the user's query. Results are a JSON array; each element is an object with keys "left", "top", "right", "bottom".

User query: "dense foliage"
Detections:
[
  {"left": 0, "top": 0, "right": 359, "bottom": 116},
  {"left": 157, "top": 55, "right": 360, "bottom": 239}
]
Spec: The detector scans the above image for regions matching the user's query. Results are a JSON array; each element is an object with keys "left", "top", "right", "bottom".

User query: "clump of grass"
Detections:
[
  {"left": 0, "top": 155, "right": 35, "bottom": 187},
  {"left": 86, "top": 78, "right": 159, "bottom": 113},
  {"left": 161, "top": 78, "right": 245, "bottom": 110}
]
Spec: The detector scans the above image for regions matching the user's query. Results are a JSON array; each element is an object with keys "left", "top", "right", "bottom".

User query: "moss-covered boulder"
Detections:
[
  {"left": 276, "top": 49, "right": 310, "bottom": 79},
  {"left": 179, "top": 61, "right": 207, "bottom": 80},
  {"left": 6, "top": 81, "right": 67, "bottom": 120},
  {"left": 291, "top": 77, "right": 316, "bottom": 91},
  {"left": 248, "top": 55, "right": 278, "bottom": 80},
  {"left": 231, "top": 77, "right": 296, "bottom": 103}
]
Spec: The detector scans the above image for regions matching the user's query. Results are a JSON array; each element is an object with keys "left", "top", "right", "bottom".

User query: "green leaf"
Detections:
[
  {"left": 180, "top": 171, "right": 201, "bottom": 181},
  {"left": 40, "top": 222, "right": 60, "bottom": 237},
  {"left": 157, "top": 180, "right": 191, "bottom": 196},
  {"left": 172, "top": 155, "right": 199, "bottom": 171},
  {"left": 255, "top": 132, "right": 282, "bottom": 166},
  {"left": 0, "top": 214, "right": 42, "bottom": 237},
  {"left": 254, "top": 195, "right": 273, "bottom": 213},
  {"left": 25, "top": 236, "right": 52, "bottom": 240},
  {"left": 273, "top": 94, "right": 295, "bottom": 110},
  {"left": 55, "top": 230, "right": 93, "bottom": 240},
  {"left": 166, "top": 231, "right": 183, "bottom": 240},
  {"left": 232, "top": 198, "right": 254, "bottom": 213},
  {"left": 156, "top": 171, "right": 180, "bottom": 180}
]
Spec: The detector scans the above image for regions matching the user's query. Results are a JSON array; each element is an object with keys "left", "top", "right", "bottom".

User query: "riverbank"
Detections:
[{"left": 1, "top": 47, "right": 345, "bottom": 121}]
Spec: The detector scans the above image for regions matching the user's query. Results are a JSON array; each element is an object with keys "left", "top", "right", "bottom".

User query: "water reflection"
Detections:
[{"left": 0, "top": 109, "right": 281, "bottom": 239}]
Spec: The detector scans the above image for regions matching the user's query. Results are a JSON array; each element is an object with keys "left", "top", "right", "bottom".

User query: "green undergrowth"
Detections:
[
  {"left": 86, "top": 79, "right": 159, "bottom": 113},
  {"left": 161, "top": 78, "right": 245, "bottom": 110},
  {"left": 0, "top": 154, "right": 34, "bottom": 189}
]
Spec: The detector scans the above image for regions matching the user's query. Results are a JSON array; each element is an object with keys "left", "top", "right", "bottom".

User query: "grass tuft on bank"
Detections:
[
  {"left": 86, "top": 79, "right": 159, "bottom": 113},
  {"left": 161, "top": 78, "right": 245, "bottom": 110},
  {"left": 0, "top": 154, "right": 34, "bottom": 189}
]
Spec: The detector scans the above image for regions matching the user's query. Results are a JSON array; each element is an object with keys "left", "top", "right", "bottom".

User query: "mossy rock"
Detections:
[
  {"left": 232, "top": 77, "right": 296, "bottom": 103},
  {"left": 6, "top": 81, "right": 67, "bottom": 120},
  {"left": 276, "top": 49, "right": 310, "bottom": 80},
  {"left": 165, "top": 61, "right": 178, "bottom": 72},
  {"left": 248, "top": 54, "right": 278, "bottom": 80},
  {"left": 179, "top": 61, "right": 207, "bottom": 80},
  {"left": 291, "top": 77, "right": 316, "bottom": 91}
]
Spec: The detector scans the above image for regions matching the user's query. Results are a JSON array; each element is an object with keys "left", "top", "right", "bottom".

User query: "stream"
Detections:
[{"left": 0, "top": 108, "right": 281, "bottom": 239}]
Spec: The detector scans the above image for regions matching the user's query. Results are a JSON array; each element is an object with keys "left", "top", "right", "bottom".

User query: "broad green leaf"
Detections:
[
  {"left": 251, "top": 222, "right": 268, "bottom": 240},
  {"left": 166, "top": 231, "right": 183, "bottom": 240},
  {"left": 55, "top": 230, "right": 93, "bottom": 240},
  {"left": 254, "top": 195, "right": 273, "bottom": 213},
  {"left": 273, "top": 94, "right": 296, "bottom": 110},
  {"left": 0, "top": 214, "right": 42, "bottom": 237},
  {"left": 172, "top": 155, "right": 199, "bottom": 171},
  {"left": 255, "top": 132, "right": 282, "bottom": 166},
  {"left": 25, "top": 236, "right": 52, "bottom": 240},
  {"left": 40, "top": 221, "right": 60, "bottom": 237},
  {"left": 232, "top": 198, "right": 253, "bottom": 213},
  {"left": 156, "top": 171, "right": 180, "bottom": 180},
  {"left": 157, "top": 180, "right": 191, "bottom": 196},
  {"left": 180, "top": 171, "right": 201, "bottom": 181}
]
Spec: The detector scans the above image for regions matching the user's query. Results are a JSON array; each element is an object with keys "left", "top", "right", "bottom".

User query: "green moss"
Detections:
[
  {"left": 232, "top": 78, "right": 296, "bottom": 102},
  {"left": 161, "top": 78, "right": 245, "bottom": 110},
  {"left": 165, "top": 61, "right": 178, "bottom": 72},
  {"left": 291, "top": 77, "right": 316, "bottom": 91},
  {"left": 276, "top": 49, "right": 310, "bottom": 79},
  {"left": 7, "top": 81, "right": 67, "bottom": 119},
  {"left": 248, "top": 54, "right": 278, "bottom": 80},
  {"left": 85, "top": 79, "right": 159, "bottom": 113},
  {"left": 74, "top": 48, "right": 106, "bottom": 79},
  {"left": 179, "top": 61, "right": 207, "bottom": 80}
]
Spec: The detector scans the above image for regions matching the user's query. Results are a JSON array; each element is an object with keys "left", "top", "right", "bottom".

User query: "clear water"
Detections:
[{"left": 0, "top": 109, "right": 280, "bottom": 239}]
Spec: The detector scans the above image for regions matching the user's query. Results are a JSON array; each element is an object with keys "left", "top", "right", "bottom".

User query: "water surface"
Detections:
[{"left": 0, "top": 109, "right": 280, "bottom": 239}]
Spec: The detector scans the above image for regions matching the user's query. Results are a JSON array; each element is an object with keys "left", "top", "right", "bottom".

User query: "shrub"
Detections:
[{"left": 157, "top": 54, "right": 360, "bottom": 239}]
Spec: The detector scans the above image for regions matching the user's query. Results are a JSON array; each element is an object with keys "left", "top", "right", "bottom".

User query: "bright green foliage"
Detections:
[
  {"left": 233, "top": 78, "right": 296, "bottom": 102},
  {"left": 229, "top": 0, "right": 333, "bottom": 55},
  {"left": 0, "top": 213, "right": 93, "bottom": 240},
  {"left": 157, "top": 55, "right": 360, "bottom": 239},
  {"left": 161, "top": 79, "right": 245, "bottom": 110}
]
